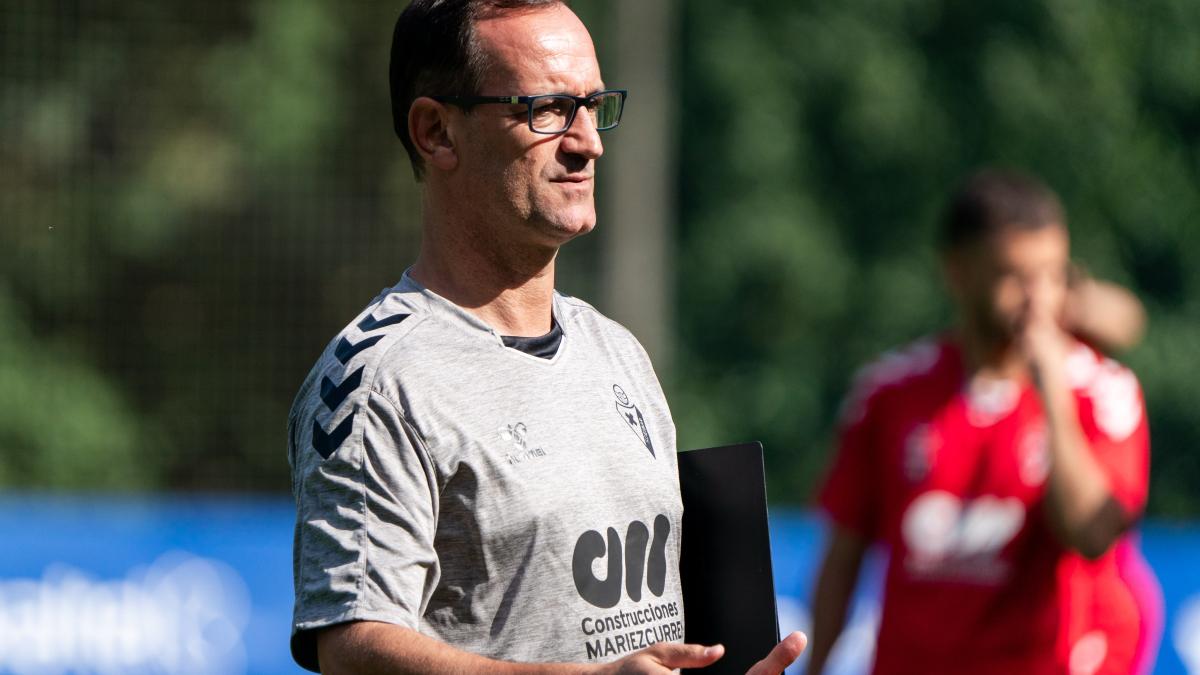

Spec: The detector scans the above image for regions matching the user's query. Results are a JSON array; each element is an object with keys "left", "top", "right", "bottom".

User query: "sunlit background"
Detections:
[{"left": 2, "top": 0, "right": 1198, "bottom": 673}]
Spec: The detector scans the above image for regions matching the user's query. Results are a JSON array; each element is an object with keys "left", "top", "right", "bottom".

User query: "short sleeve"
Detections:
[
  {"left": 1079, "top": 363, "right": 1150, "bottom": 518},
  {"left": 818, "top": 393, "right": 883, "bottom": 540},
  {"left": 289, "top": 390, "right": 441, "bottom": 672}
]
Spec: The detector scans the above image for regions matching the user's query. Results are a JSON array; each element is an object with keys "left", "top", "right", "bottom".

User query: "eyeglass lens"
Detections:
[{"left": 529, "top": 92, "right": 623, "bottom": 133}]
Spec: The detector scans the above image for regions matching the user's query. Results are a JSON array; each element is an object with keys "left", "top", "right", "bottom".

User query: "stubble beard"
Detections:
[
  {"left": 519, "top": 181, "right": 597, "bottom": 248},
  {"left": 967, "top": 300, "right": 1020, "bottom": 357}
]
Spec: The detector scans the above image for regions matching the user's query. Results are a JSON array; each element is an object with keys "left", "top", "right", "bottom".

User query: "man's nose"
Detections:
[
  {"left": 560, "top": 107, "right": 604, "bottom": 160},
  {"left": 1024, "top": 279, "right": 1057, "bottom": 316}
]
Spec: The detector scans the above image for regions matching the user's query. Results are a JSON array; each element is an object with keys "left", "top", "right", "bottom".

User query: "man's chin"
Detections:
[
  {"left": 537, "top": 212, "right": 596, "bottom": 244},
  {"left": 970, "top": 314, "right": 1019, "bottom": 349}
]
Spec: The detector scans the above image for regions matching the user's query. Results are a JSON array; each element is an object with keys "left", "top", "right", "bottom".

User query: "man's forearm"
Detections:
[
  {"left": 1039, "top": 373, "right": 1124, "bottom": 558},
  {"left": 315, "top": 620, "right": 744, "bottom": 675},
  {"left": 318, "top": 621, "right": 594, "bottom": 675},
  {"left": 807, "top": 530, "right": 867, "bottom": 675}
]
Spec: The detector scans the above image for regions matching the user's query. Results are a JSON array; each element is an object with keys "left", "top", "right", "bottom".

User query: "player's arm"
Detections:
[
  {"left": 1042, "top": 408, "right": 1126, "bottom": 560},
  {"left": 317, "top": 620, "right": 803, "bottom": 675},
  {"left": 1024, "top": 315, "right": 1130, "bottom": 559},
  {"left": 316, "top": 620, "right": 711, "bottom": 674},
  {"left": 807, "top": 525, "right": 869, "bottom": 675},
  {"left": 807, "top": 365, "right": 883, "bottom": 675},
  {"left": 1063, "top": 269, "right": 1146, "bottom": 354},
  {"left": 317, "top": 621, "right": 577, "bottom": 675}
]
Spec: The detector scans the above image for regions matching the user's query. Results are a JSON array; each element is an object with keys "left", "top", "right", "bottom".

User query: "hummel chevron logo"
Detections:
[
  {"left": 358, "top": 312, "right": 410, "bottom": 332},
  {"left": 320, "top": 366, "right": 364, "bottom": 411},
  {"left": 312, "top": 412, "right": 355, "bottom": 459},
  {"left": 335, "top": 335, "right": 383, "bottom": 365}
]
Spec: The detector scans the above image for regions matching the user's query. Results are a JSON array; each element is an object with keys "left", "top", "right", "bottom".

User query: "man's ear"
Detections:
[{"left": 409, "top": 97, "right": 459, "bottom": 172}]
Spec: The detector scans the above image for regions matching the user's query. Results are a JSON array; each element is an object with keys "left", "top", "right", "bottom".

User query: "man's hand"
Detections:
[
  {"left": 598, "top": 632, "right": 807, "bottom": 675},
  {"left": 319, "top": 622, "right": 804, "bottom": 675},
  {"left": 1016, "top": 296, "right": 1128, "bottom": 560},
  {"left": 745, "top": 632, "right": 808, "bottom": 675},
  {"left": 1019, "top": 307, "right": 1071, "bottom": 393},
  {"left": 598, "top": 642, "right": 725, "bottom": 674}
]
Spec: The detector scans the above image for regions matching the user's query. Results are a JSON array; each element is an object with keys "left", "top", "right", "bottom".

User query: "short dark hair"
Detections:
[
  {"left": 390, "top": 0, "right": 564, "bottom": 179},
  {"left": 939, "top": 168, "right": 1066, "bottom": 251}
]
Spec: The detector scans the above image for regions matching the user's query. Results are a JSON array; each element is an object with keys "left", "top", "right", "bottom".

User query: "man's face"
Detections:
[
  {"left": 947, "top": 224, "right": 1071, "bottom": 344},
  {"left": 452, "top": 4, "right": 605, "bottom": 248}
]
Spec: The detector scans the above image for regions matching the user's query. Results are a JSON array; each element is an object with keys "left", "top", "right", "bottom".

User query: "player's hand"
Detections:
[
  {"left": 595, "top": 631, "right": 806, "bottom": 675},
  {"left": 1020, "top": 306, "right": 1070, "bottom": 391},
  {"left": 596, "top": 641, "right": 725, "bottom": 674}
]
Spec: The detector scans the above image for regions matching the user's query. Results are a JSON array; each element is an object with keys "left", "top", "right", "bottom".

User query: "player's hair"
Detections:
[
  {"left": 939, "top": 168, "right": 1066, "bottom": 251},
  {"left": 390, "top": 0, "right": 565, "bottom": 180}
]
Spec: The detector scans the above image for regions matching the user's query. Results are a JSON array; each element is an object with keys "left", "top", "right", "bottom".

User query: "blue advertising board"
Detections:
[
  {"left": 1, "top": 496, "right": 1196, "bottom": 674},
  {"left": 0, "top": 496, "right": 301, "bottom": 675}
]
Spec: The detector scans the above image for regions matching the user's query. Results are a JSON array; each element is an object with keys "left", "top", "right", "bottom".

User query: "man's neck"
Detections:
[
  {"left": 410, "top": 221, "right": 558, "bottom": 338},
  {"left": 955, "top": 324, "right": 1028, "bottom": 383}
]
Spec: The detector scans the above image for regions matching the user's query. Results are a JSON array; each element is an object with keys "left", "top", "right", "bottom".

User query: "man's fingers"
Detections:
[
  {"left": 646, "top": 641, "right": 725, "bottom": 669},
  {"left": 745, "top": 631, "right": 807, "bottom": 675}
]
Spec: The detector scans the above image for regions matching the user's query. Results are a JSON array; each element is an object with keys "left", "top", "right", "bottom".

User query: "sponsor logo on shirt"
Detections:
[
  {"left": 613, "top": 385, "right": 655, "bottom": 458},
  {"left": 571, "top": 515, "right": 683, "bottom": 660},
  {"left": 573, "top": 515, "right": 671, "bottom": 608},
  {"left": 901, "top": 490, "right": 1025, "bottom": 583}
]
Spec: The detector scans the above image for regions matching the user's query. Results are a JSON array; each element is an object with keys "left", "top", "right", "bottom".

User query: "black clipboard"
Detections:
[{"left": 678, "top": 442, "right": 781, "bottom": 674}]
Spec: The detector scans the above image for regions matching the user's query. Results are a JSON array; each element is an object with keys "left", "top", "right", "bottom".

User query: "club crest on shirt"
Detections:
[
  {"left": 966, "top": 377, "right": 1021, "bottom": 427},
  {"left": 1018, "top": 425, "right": 1049, "bottom": 487},
  {"left": 902, "top": 424, "right": 938, "bottom": 483},
  {"left": 613, "top": 384, "right": 655, "bottom": 458}
]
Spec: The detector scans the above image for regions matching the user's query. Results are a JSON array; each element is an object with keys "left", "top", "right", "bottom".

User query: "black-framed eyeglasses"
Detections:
[{"left": 432, "top": 89, "right": 627, "bottom": 135}]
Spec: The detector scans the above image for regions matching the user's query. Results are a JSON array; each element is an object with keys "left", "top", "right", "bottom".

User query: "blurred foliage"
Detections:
[
  {"left": 672, "top": 0, "right": 1200, "bottom": 515},
  {"left": 1, "top": 0, "right": 418, "bottom": 491},
  {"left": 1, "top": 1, "right": 1197, "bottom": 514}
]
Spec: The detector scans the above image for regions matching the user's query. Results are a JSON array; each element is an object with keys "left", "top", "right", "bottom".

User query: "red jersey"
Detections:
[
  {"left": 819, "top": 337, "right": 1149, "bottom": 675},
  {"left": 1057, "top": 535, "right": 1162, "bottom": 675}
]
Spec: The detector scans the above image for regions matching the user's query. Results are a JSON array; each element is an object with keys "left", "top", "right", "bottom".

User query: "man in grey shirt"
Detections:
[{"left": 288, "top": 1, "right": 806, "bottom": 673}]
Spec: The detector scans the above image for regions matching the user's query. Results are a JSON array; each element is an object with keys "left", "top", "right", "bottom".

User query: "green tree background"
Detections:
[
  {"left": 671, "top": 0, "right": 1200, "bottom": 515},
  {"left": 2, "top": 1, "right": 1197, "bottom": 514}
]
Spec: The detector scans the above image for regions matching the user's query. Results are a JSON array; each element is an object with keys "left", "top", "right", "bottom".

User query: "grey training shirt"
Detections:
[{"left": 288, "top": 273, "right": 685, "bottom": 671}]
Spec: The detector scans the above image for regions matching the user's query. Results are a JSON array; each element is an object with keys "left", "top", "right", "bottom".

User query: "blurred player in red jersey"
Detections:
[
  {"left": 1058, "top": 268, "right": 1162, "bottom": 675},
  {"left": 806, "top": 169, "right": 1153, "bottom": 675}
]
